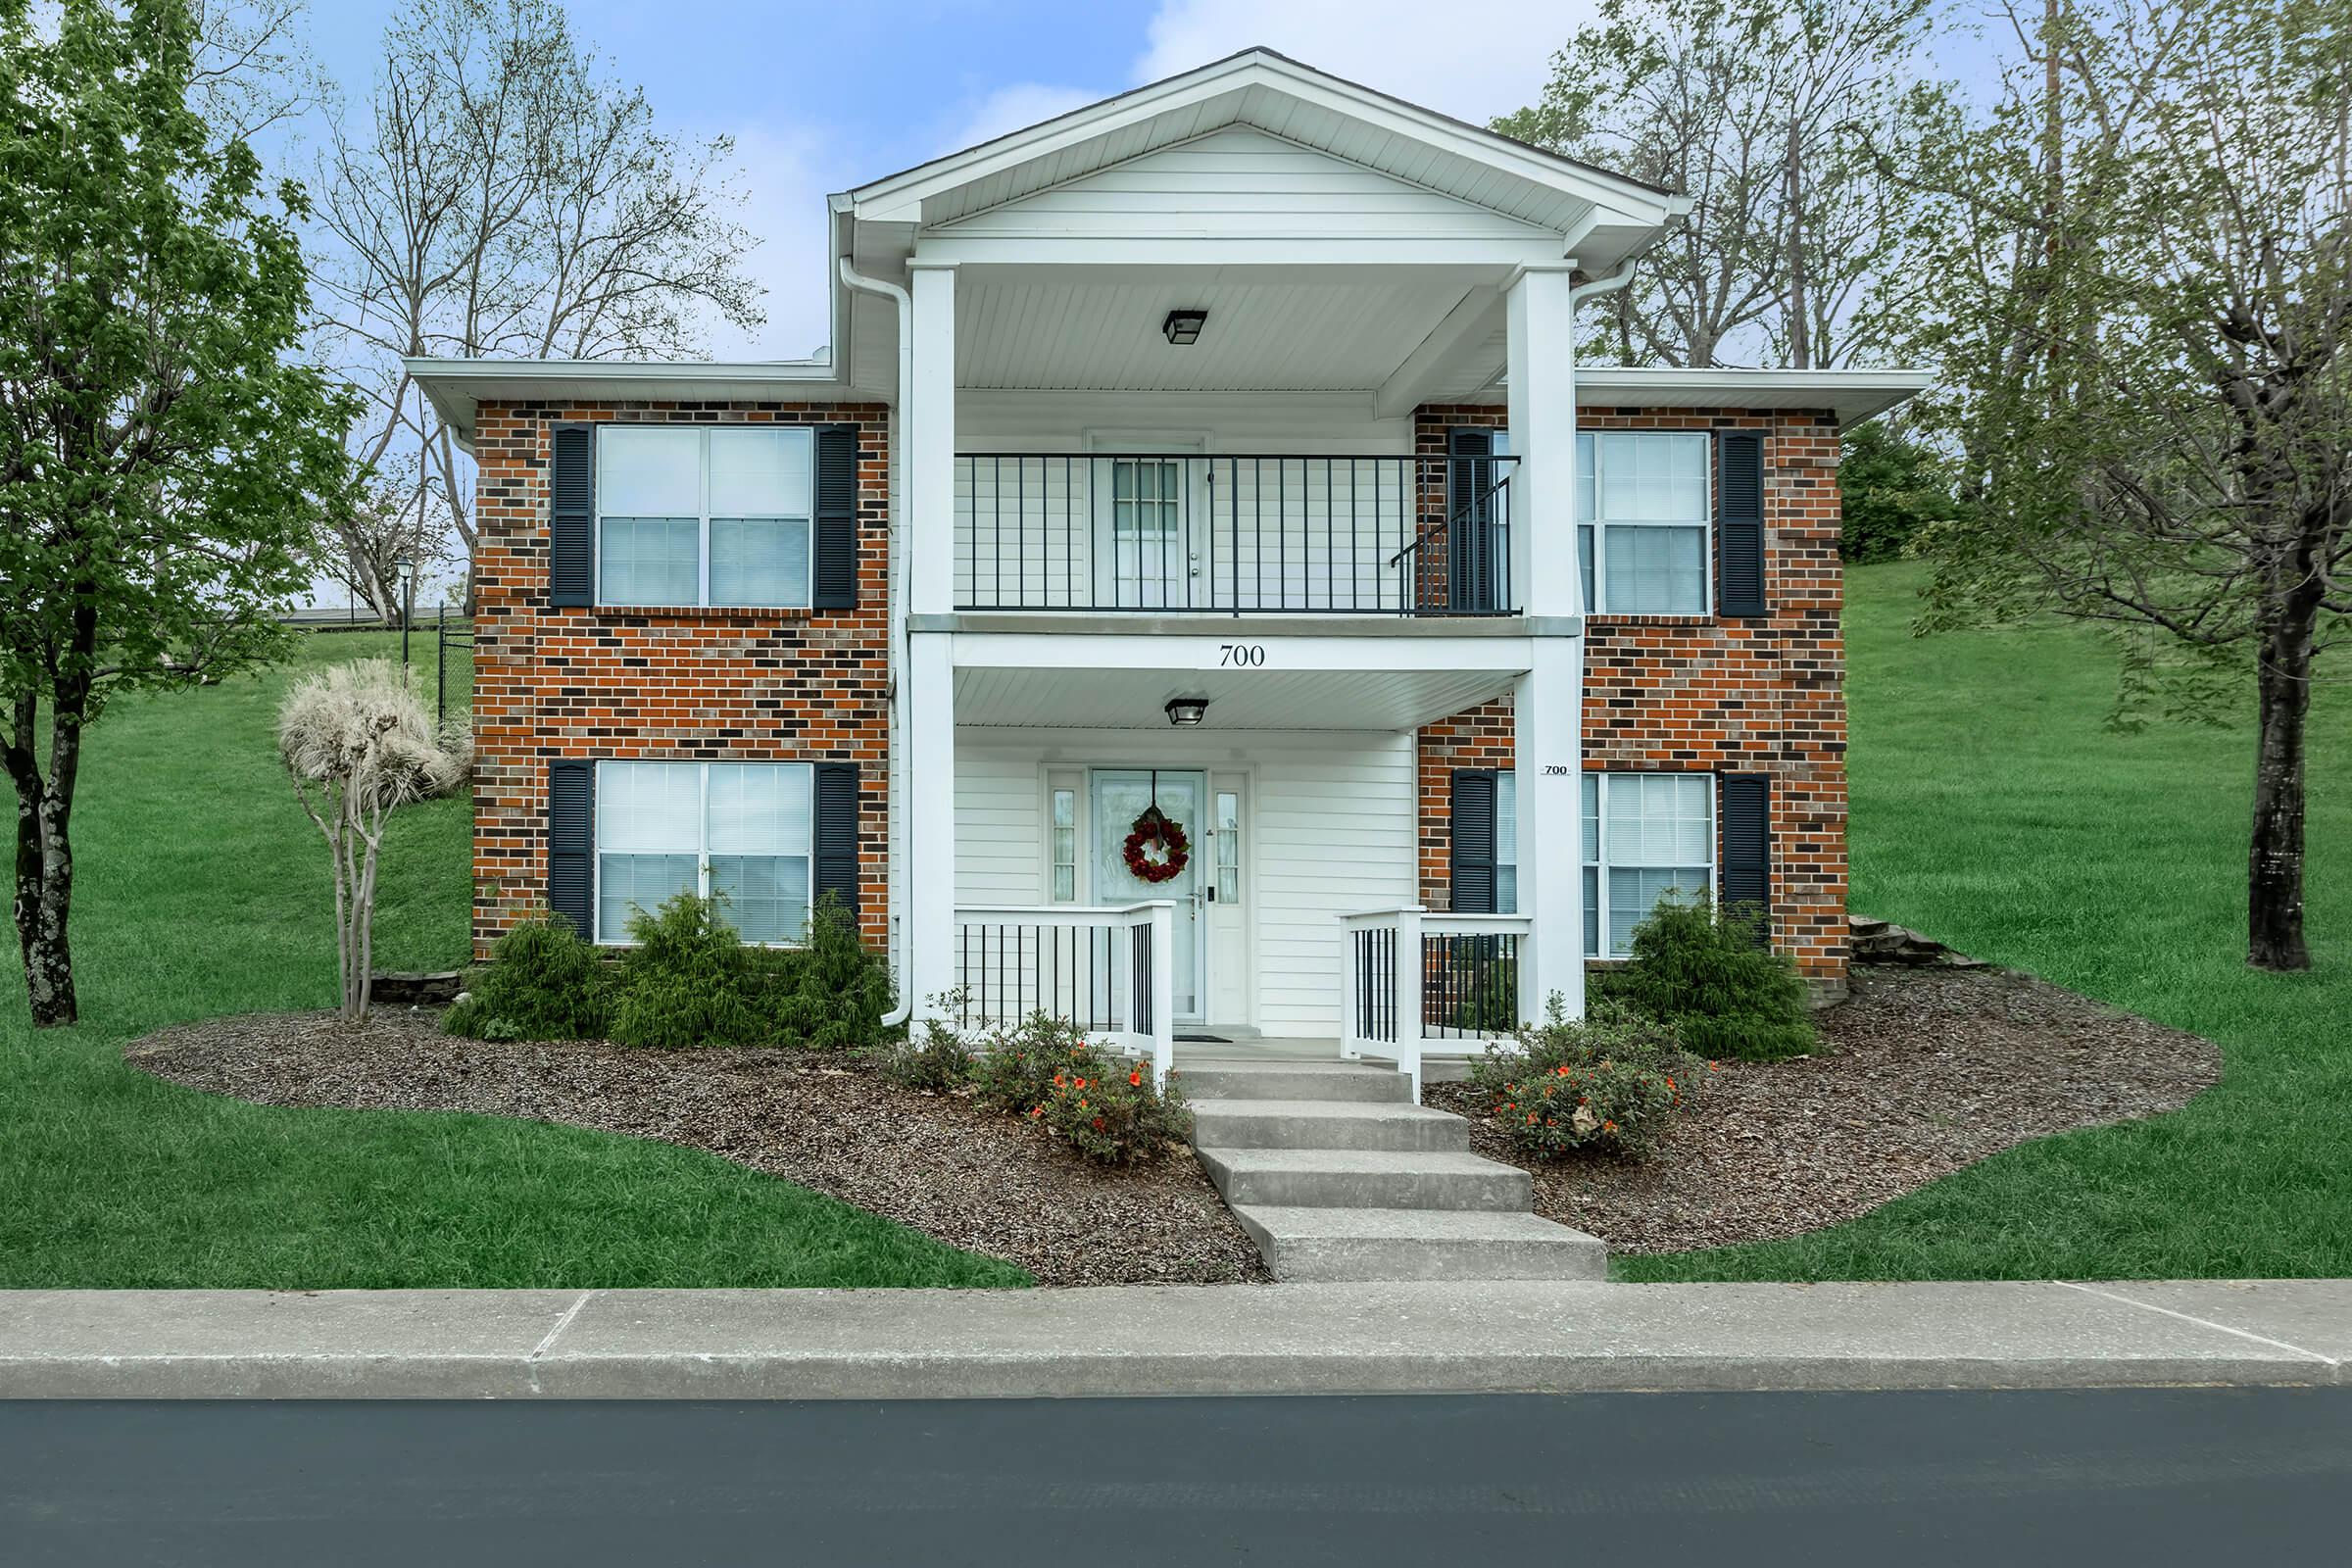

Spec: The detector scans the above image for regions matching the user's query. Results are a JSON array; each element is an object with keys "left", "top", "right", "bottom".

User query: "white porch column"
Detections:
[
  {"left": 1503, "top": 263, "right": 1581, "bottom": 618},
  {"left": 906, "top": 260, "right": 958, "bottom": 616},
  {"left": 1513, "top": 640, "right": 1586, "bottom": 1022},
  {"left": 1505, "top": 263, "right": 1586, "bottom": 1019},
  {"left": 906, "top": 631, "right": 956, "bottom": 1021}
]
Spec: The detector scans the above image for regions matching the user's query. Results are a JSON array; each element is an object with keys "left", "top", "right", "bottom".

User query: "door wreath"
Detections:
[{"left": 1122, "top": 803, "right": 1190, "bottom": 884}]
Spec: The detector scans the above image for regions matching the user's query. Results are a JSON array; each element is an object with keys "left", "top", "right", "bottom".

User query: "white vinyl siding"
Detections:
[
  {"left": 937, "top": 126, "right": 1562, "bottom": 246},
  {"left": 595, "top": 761, "right": 812, "bottom": 945},
  {"left": 1580, "top": 772, "right": 1715, "bottom": 957},
  {"left": 953, "top": 730, "right": 1415, "bottom": 1034},
  {"left": 598, "top": 426, "right": 813, "bottom": 609},
  {"left": 1576, "top": 432, "right": 1711, "bottom": 615}
]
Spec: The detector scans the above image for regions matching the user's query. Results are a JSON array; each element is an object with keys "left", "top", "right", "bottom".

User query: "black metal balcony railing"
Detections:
[{"left": 955, "top": 452, "right": 1519, "bottom": 615}]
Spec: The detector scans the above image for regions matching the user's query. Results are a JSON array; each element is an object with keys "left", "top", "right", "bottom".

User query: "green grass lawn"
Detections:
[
  {"left": 0, "top": 631, "right": 1027, "bottom": 1290},
  {"left": 1619, "top": 560, "right": 2352, "bottom": 1282}
]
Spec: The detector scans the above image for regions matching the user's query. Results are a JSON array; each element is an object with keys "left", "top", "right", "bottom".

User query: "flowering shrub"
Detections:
[
  {"left": 1032, "top": 1053, "right": 1191, "bottom": 1165},
  {"left": 1467, "top": 994, "right": 1700, "bottom": 1160},
  {"left": 958, "top": 1010, "right": 1190, "bottom": 1163},
  {"left": 967, "top": 1010, "right": 1092, "bottom": 1112}
]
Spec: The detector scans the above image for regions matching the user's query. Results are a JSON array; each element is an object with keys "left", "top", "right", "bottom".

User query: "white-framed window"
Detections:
[
  {"left": 1582, "top": 771, "right": 1714, "bottom": 957},
  {"left": 1214, "top": 789, "right": 1242, "bottom": 905},
  {"left": 597, "top": 425, "right": 813, "bottom": 608},
  {"left": 1494, "top": 772, "right": 1518, "bottom": 915},
  {"left": 1050, "top": 788, "right": 1078, "bottom": 902},
  {"left": 1575, "top": 431, "right": 1711, "bottom": 615},
  {"left": 594, "top": 761, "right": 813, "bottom": 945}
]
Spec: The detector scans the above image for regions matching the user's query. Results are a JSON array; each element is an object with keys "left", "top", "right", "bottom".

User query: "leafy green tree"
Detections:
[
  {"left": 1838, "top": 420, "right": 1959, "bottom": 564},
  {"left": 1911, "top": 0, "right": 2350, "bottom": 971},
  {"left": 0, "top": 0, "right": 355, "bottom": 1025}
]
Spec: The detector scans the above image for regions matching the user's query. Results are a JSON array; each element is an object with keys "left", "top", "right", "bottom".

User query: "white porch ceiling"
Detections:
[
  {"left": 954, "top": 663, "right": 1515, "bottom": 731},
  {"left": 955, "top": 268, "right": 1494, "bottom": 393}
]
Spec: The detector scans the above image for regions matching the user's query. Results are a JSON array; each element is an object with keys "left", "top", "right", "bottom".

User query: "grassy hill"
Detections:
[
  {"left": 1622, "top": 561, "right": 2352, "bottom": 1280},
  {"left": 0, "top": 632, "right": 1025, "bottom": 1290}
]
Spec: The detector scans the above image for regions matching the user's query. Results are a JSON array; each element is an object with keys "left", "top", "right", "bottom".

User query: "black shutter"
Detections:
[
  {"left": 1719, "top": 773, "right": 1771, "bottom": 939},
  {"left": 549, "top": 423, "right": 595, "bottom": 608},
  {"left": 813, "top": 424, "right": 859, "bottom": 610},
  {"left": 1717, "top": 428, "right": 1766, "bottom": 617},
  {"left": 1450, "top": 768, "right": 1497, "bottom": 914},
  {"left": 548, "top": 760, "right": 595, "bottom": 940},
  {"left": 812, "top": 762, "right": 859, "bottom": 921},
  {"left": 1446, "top": 427, "right": 1497, "bottom": 612}
]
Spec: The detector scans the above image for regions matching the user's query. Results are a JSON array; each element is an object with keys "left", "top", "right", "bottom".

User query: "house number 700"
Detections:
[{"left": 1218, "top": 644, "right": 1266, "bottom": 666}]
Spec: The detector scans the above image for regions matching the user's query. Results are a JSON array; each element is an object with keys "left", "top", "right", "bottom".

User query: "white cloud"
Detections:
[{"left": 1134, "top": 0, "right": 1592, "bottom": 125}]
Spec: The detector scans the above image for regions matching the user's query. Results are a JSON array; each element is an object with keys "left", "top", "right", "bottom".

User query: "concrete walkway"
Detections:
[{"left": 3, "top": 1280, "right": 2345, "bottom": 1399}]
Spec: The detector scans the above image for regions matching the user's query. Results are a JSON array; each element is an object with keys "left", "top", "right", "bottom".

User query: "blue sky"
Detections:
[{"left": 296, "top": 0, "right": 1610, "bottom": 358}]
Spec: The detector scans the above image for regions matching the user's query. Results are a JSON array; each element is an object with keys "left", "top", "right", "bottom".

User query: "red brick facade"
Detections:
[
  {"left": 1413, "top": 404, "right": 1850, "bottom": 984},
  {"left": 468, "top": 400, "right": 892, "bottom": 957}
]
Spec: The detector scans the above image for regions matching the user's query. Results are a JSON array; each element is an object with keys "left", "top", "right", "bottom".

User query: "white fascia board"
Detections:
[
  {"left": 947, "top": 630, "right": 1536, "bottom": 675},
  {"left": 849, "top": 51, "right": 1684, "bottom": 232},
  {"left": 402, "top": 357, "right": 849, "bottom": 449},
  {"left": 1495, "top": 366, "right": 1936, "bottom": 425},
  {"left": 909, "top": 233, "right": 1568, "bottom": 269}
]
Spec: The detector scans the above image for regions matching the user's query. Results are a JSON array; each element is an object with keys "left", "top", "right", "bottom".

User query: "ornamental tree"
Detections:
[
  {"left": 278, "top": 660, "right": 462, "bottom": 1021},
  {"left": 0, "top": 0, "right": 356, "bottom": 1025}
]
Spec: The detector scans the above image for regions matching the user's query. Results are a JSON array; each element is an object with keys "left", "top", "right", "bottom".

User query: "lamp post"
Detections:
[{"left": 395, "top": 555, "right": 416, "bottom": 667}]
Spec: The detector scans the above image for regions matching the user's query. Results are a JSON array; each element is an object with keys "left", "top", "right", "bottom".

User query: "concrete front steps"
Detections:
[{"left": 1186, "top": 1061, "right": 1607, "bottom": 1283}]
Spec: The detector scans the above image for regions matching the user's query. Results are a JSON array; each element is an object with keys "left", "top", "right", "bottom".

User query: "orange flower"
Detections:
[
  {"left": 1602, "top": 1119, "right": 1617, "bottom": 1133},
  {"left": 1129, "top": 1070, "right": 1143, "bottom": 1087},
  {"left": 1555, "top": 1064, "right": 1570, "bottom": 1076},
  {"left": 1029, "top": 1105, "right": 1043, "bottom": 1119}
]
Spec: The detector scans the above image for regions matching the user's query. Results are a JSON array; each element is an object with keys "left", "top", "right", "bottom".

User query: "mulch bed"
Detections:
[
  {"left": 1425, "top": 965, "right": 2222, "bottom": 1254},
  {"left": 126, "top": 1010, "right": 1267, "bottom": 1287}
]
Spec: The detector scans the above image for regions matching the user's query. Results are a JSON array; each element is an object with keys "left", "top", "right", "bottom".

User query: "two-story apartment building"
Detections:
[{"left": 412, "top": 48, "right": 1927, "bottom": 1094}]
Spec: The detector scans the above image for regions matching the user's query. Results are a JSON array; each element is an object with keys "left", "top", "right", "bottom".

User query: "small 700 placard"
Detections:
[{"left": 1216, "top": 643, "right": 1267, "bottom": 666}]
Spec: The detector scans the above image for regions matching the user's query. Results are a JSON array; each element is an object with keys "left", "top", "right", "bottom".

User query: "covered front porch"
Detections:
[{"left": 929, "top": 644, "right": 1552, "bottom": 1096}]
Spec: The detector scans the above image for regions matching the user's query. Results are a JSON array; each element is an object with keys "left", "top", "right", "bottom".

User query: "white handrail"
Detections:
[
  {"left": 951, "top": 902, "right": 1175, "bottom": 1088},
  {"left": 1338, "top": 906, "right": 1530, "bottom": 1102}
]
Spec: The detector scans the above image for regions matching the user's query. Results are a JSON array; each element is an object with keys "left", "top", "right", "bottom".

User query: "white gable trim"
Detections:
[{"left": 848, "top": 49, "right": 1684, "bottom": 233}]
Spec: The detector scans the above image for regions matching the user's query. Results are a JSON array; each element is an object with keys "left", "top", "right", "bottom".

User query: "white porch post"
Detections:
[
  {"left": 904, "top": 259, "right": 958, "bottom": 1020},
  {"left": 906, "top": 632, "right": 956, "bottom": 1021},
  {"left": 1505, "top": 263, "right": 1587, "bottom": 1022},
  {"left": 906, "top": 260, "right": 957, "bottom": 616}
]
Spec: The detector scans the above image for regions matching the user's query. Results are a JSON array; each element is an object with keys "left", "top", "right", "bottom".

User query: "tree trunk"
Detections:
[
  {"left": 2248, "top": 607, "right": 2315, "bottom": 972},
  {"left": 5, "top": 689, "right": 82, "bottom": 1027}
]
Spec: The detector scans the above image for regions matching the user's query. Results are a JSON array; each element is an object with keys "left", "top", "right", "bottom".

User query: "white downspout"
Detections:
[
  {"left": 838, "top": 255, "right": 916, "bottom": 1028},
  {"left": 1568, "top": 256, "right": 1642, "bottom": 309}
]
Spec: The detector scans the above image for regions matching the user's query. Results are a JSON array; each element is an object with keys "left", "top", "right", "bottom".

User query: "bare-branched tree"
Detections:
[
  {"left": 1495, "top": 0, "right": 1934, "bottom": 368},
  {"left": 1912, "top": 0, "right": 2351, "bottom": 970},
  {"left": 312, "top": 0, "right": 763, "bottom": 614}
]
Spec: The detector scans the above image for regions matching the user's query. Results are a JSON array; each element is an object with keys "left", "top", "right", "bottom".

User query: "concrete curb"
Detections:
[{"left": 2, "top": 1280, "right": 2345, "bottom": 1399}]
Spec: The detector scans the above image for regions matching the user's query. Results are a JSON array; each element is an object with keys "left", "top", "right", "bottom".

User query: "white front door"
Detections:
[
  {"left": 1092, "top": 768, "right": 1207, "bottom": 1023},
  {"left": 1092, "top": 442, "right": 1204, "bottom": 611}
]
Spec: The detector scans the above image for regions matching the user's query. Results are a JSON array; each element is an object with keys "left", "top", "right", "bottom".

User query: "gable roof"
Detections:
[{"left": 844, "top": 47, "right": 1687, "bottom": 271}]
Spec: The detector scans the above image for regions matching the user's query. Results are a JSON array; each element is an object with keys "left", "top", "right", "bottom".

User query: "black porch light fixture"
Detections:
[
  {"left": 1164, "top": 696, "right": 1209, "bottom": 727},
  {"left": 1161, "top": 308, "right": 1207, "bottom": 346}
]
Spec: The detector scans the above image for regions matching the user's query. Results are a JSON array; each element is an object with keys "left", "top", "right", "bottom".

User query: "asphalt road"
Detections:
[{"left": 5, "top": 1389, "right": 2348, "bottom": 1565}]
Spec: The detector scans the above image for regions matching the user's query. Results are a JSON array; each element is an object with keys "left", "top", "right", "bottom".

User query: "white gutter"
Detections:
[{"left": 835, "top": 255, "right": 916, "bottom": 1029}]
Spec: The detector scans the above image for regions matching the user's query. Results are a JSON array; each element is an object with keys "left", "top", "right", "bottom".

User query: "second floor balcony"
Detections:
[{"left": 954, "top": 451, "right": 1519, "bottom": 617}]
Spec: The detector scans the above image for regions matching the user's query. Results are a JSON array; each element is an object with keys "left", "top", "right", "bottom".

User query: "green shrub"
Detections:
[
  {"left": 957, "top": 1010, "right": 1189, "bottom": 1162},
  {"left": 771, "top": 892, "right": 895, "bottom": 1052},
  {"left": 879, "top": 1013, "right": 973, "bottom": 1093},
  {"left": 1034, "top": 1051, "right": 1191, "bottom": 1165},
  {"left": 606, "top": 892, "right": 788, "bottom": 1048},
  {"left": 967, "top": 1010, "right": 1096, "bottom": 1112},
  {"left": 1468, "top": 995, "right": 1699, "bottom": 1159},
  {"left": 1617, "top": 898, "right": 1818, "bottom": 1061},
  {"left": 442, "top": 912, "right": 610, "bottom": 1041}
]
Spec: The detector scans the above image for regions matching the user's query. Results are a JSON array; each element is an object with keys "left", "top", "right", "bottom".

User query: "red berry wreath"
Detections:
[{"left": 1122, "top": 804, "right": 1190, "bottom": 884}]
